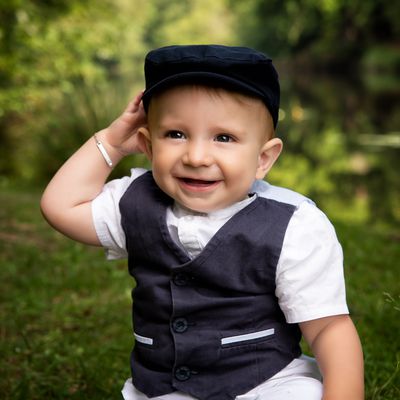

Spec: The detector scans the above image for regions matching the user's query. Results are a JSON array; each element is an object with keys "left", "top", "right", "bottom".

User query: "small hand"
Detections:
[{"left": 103, "top": 91, "right": 148, "bottom": 156}]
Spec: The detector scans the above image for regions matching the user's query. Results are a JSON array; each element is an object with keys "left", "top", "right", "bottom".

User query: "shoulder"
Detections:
[
  {"left": 251, "top": 179, "right": 314, "bottom": 209},
  {"left": 252, "top": 179, "right": 339, "bottom": 246}
]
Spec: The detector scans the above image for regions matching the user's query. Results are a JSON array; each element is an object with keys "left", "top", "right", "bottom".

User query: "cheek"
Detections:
[
  {"left": 222, "top": 149, "right": 260, "bottom": 176},
  {"left": 151, "top": 164, "right": 172, "bottom": 195},
  {"left": 150, "top": 145, "right": 171, "bottom": 167},
  {"left": 150, "top": 150, "right": 178, "bottom": 184}
]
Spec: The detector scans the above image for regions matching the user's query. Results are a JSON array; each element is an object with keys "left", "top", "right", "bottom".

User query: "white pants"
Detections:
[{"left": 121, "top": 355, "right": 323, "bottom": 400}]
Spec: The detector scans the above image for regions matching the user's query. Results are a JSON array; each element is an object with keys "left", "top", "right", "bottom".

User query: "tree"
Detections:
[
  {"left": 230, "top": 0, "right": 400, "bottom": 68},
  {"left": 0, "top": 0, "right": 236, "bottom": 182},
  {"left": 0, "top": 0, "right": 152, "bottom": 181}
]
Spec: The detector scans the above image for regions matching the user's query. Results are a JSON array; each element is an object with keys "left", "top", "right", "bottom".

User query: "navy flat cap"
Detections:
[{"left": 142, "top": 44, "right": 280, "bottom": 127}]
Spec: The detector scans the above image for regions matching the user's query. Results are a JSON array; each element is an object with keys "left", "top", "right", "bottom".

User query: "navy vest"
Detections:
[{"left": 119, "top": 171, "right": 302, "bottom": 400}]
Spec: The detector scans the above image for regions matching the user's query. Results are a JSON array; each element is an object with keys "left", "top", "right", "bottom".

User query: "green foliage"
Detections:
[
  {"left": 1, "top": 0, "right": 399, "bottom": 178},
  {"left": 230, "top": 0, "right": 400, "bottom": 65},
  {"left": 142, "top": 0, "right": 233, "bottom": 48},
  {"left": 266, "top": 74, "right": 400, "bottom": 225},
  {"left": 0, "top": 0, "right": 152, "bottom": 180},
  {"left": 0, "top": 0, "right": 238, "bottom": 182},
  {"left": 362, "top": 45, "right": 400, "bottom": 74}
]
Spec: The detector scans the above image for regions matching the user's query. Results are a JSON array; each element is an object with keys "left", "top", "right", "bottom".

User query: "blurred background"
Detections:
[
  {"left": 1, "top": 1, "right": 399, "bottom": 399},
  {"left": 0, "top": 0, "right": 399, "bottom": 224}
]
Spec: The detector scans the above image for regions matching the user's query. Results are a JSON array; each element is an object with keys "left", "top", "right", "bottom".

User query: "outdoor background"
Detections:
[{"left": 1, "top": 0, "right": 399, "bottom": 398}]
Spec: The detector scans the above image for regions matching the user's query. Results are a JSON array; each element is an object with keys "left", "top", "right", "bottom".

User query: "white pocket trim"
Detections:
[
  {"left": 221, "top": 328, "right": 275, "bottom": 346},
  {"left": 134, "top": 332, "right": 153, "bottom": 345}
]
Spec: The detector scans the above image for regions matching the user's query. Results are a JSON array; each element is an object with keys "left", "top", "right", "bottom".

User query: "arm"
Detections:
[
  {"left": 40, "top": 92, "right": 147, "bottom": 245},
  {"left": 300, "top": 315, "right": 364, "bottom": 400}
]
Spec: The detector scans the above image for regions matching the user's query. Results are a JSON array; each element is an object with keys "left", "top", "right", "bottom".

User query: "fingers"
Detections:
[
  {"left": 125, "top": 90, "right": 145, "bottom": 113},
  {"left": 133, "top": 90, "right": 144, "bottom": 106}
]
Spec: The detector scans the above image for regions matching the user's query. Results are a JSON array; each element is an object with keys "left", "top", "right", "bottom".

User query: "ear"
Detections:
[
  {"left": 255, "top": 138, "right": 283, "bottom": 180},
  {"left": 137, "top": 127, "right": 153, "bottom": 160}
]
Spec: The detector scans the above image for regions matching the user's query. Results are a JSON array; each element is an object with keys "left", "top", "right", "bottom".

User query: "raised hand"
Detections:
[{"left": 101, "top": 91, "right": 148, "bottom": 156}]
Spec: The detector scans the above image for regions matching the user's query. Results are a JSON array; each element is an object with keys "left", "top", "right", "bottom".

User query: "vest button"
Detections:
[
  {"left": 175, "top": 365, "right": 191, "bottom": 381},
  {"left": 173, "top": 272, "right": 190, "bottom": 286},
  {"left": 172, "top": 317, "right": 188, "bottom": 333}
]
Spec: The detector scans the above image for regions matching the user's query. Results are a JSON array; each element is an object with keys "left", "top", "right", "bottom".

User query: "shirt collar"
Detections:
[{"left": 172, "top": 194, "right": 257, "bottom": 221}]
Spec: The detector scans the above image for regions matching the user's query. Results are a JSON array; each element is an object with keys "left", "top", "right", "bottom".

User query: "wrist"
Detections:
[{"left": 93, "top": 129, "right": 125, "bottom": 166}]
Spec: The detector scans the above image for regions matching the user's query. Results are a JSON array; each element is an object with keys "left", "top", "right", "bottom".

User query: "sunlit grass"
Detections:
[
  {"left": 1, "top": 188, "right": 133, "bottom": 399},
  {"left": 1, "top": 187, "right": 399, "bottom": 399}
]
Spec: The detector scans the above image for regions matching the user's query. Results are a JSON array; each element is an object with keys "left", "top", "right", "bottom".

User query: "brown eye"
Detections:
[
  {"left": 215, "top": 134, "right": 234, "bottom": 143},
  {"left": 166, "top": 130, "right": 185, "bottom": 139}
]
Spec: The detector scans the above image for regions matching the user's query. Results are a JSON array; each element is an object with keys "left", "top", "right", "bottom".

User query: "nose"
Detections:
[{"left": 182, "top": 140, "right": 213, "bottom": 167}]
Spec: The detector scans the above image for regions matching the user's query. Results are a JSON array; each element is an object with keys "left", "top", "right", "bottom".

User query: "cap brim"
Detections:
[{"left": 142, "top": 71, "right": 265, "bottom": 111}]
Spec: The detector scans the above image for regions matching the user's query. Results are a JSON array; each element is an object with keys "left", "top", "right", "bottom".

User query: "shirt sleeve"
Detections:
[
  {"left": 276, "top": 201, "right": 349, "bottom": 323},
  {"left": 91, "top": 168, "right": 147, "bottom": 260}
]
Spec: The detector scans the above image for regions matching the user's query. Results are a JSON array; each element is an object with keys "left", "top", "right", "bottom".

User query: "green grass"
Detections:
[
  {"left": 1, "top": 188, "right": 399, "bottom": 399},
  {"left": 0, "top": 188, "right": 133, "bottom": 399},
  {"left": 335, "top": 221, "right": 400, "bottom": 399}
]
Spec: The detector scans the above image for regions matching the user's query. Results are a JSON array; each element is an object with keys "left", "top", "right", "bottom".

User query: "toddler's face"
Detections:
[{"left": 143, "top": 85, "right": 281, "bottom": 213}]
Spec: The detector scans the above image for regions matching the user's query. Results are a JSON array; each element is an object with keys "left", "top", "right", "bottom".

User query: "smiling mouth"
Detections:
[
  {"left": 181, "top": 178, "right": 217, "bottom": 186},
  {"left": 177, "top": 177, "right": 220, "bottom": 191}
]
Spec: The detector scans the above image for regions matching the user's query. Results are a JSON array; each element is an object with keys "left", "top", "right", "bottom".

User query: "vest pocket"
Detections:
[
  {"left": 221, "top": 328, "right": 275, "bottom": 347},
  {"left": 134, "top": 332, "right": 154, "bottom": 346}
]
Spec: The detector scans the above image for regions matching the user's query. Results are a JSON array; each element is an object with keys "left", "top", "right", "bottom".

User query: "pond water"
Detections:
[{"left": 271, "top": 70, "right": 400, "bottom": 225}]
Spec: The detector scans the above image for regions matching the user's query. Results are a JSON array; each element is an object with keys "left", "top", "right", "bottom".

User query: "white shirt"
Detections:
[{"left": 92, "top": 168, "right": 349, "bottom": 324}]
